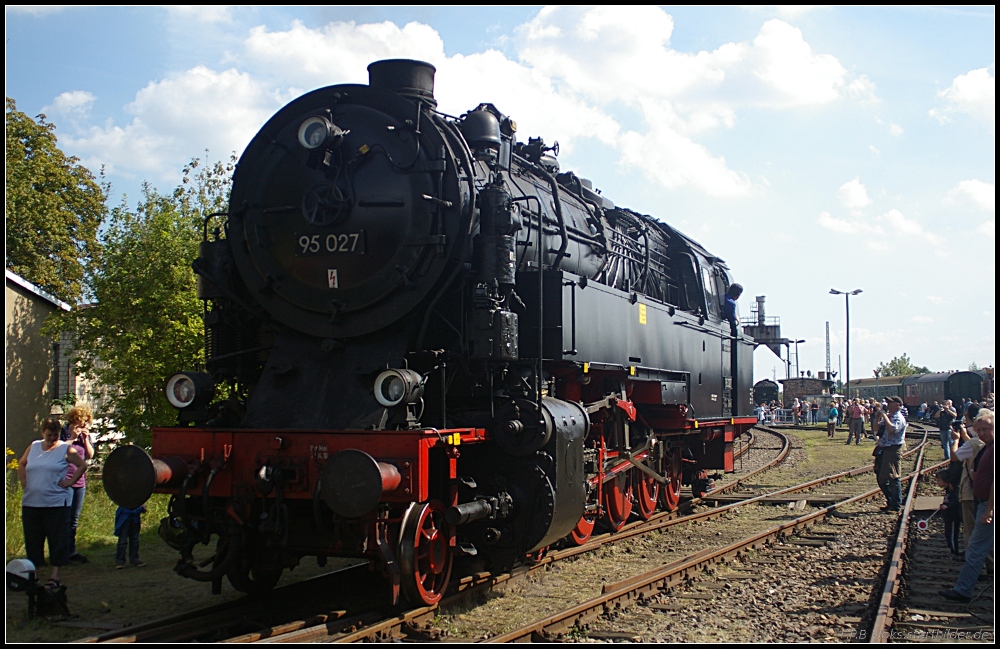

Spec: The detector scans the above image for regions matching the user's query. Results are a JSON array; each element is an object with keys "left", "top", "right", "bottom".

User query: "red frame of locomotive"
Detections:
[{"left": 151, "top": 417, "right": 754, "bottom": 513}]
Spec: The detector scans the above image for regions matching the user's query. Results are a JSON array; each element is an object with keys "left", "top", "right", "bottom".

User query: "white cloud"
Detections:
[
  {"left": 241, "top": 21, "right": 619, "bottom": 161},
  {"left": 5, "top": 6, "right": 70, "bottom": 16},
  {"left": 847, "top": 75, "right": 877, "bottom": 101},
  {"left": 240, "top": 10, "right": 765, "bottom": 196},
  {"left": 911, "top": 316, "right": 933, "bottom": 323},
  {"left": 43, "top": 90, "right": 96, "bottom": 117},
  {"left": 817, "top": 211, "right": 883, "bottom": 235},
  {"left": 510, "top": 9, "right": 870, "bottom": 195},
  {"left": 818, "top": 211, "right": 855, "bottom": 234},
  {"left": 773, "top": 6, "right": 832, "bottom": 19},
  {"left": 930, "top": 67, "right": 995, "bottom": 127},
  {"left": 243, "top": 20, "right": 447, "bottom": 89},
  {"left": 437, "top": 51, "right": 621, "bottom": 159},
  {"left": 747, "top": 20, "right": 851, "bottom": 106},
  {"left": 926, "top": 295, "right": 947, "bottom": 305},
  {"left": 869, "top": 145, "right": 880, "bottom": 156},
  {"left": 518, "top": 10, "right": 863, "bottom": 109},
  {"left": 976, "top": 220, "right": 995, "bottom": 237},
  {"left": 848, "top": 327, "right": 906, "bottom": 346},
  {"left": 163, "top": 6, "right": 233, "bottom": 23},
  {"left": 62, "top": 67, "right": 280, "bottom": 182},
  {"left": 53, "top": 9, "right": 875, "bottom": 200},
  {"left": 877, "top": 208, "right": 945, "bottom": 248},
  {"left": 837, "top": 177, "right": 872, "bottom": 214},
  {"left": 618, "top": 119, "right": 755, "bottom": 197},
  {"left": 888, "top": 122, "right": 904, "bottom": 137},
  {"left": 944, "top": 179, "right": 995, "bottom": 212},
  {"left": 819, "top": 205, "right": 945, "bottom": 255}
]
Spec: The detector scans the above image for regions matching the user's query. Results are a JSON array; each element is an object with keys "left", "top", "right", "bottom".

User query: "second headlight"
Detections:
[{"left": 373, "top": 369, "right": 425, "bottom": 407}]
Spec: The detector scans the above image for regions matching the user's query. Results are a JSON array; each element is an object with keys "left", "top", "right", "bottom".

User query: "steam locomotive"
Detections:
[{"left": 103, "top": 59, "right": 757, "bottom": 606}]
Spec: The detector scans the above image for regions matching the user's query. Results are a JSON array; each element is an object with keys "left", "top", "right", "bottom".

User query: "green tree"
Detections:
[
  {"left": 50, "top": 157, "right": 233, "bottom": 444},
  {"left": 874, "top": 354, "right": 930, "bottom": 377},
  {"left": 5, "top": 97, "right": 106, "bottom": 302}
]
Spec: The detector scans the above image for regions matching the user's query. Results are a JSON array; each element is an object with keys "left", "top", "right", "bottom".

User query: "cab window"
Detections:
[{"left": 701, "top": 265, "right": 719, "bottom": 319}]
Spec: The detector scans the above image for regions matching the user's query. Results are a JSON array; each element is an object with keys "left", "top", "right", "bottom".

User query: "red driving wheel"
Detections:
[
  {"left": 398, "top": 501, "right": 453, "bottom": 605},
  {"left": 602, "top": 471, "right": 633, "bottom": 531},
  {"left": 659, "top": 448, "right": 682, "bottom": 511},
  {"left": 634, "top": 467, "right": 659, "bottom": 520},
  {"left": 569, "top": 510, "right": 598, "bottom": 545}
]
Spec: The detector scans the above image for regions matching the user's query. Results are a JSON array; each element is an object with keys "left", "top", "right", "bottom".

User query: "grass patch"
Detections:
[
  {"left": 5, "top": 468, "right": 171, "bottom": 564},
  {"left": 5, "top": 468, "right": 339, "bottom": 642}
]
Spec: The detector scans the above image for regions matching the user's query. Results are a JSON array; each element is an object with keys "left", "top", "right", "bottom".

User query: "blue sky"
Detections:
[{"left": 6, "top": 6, "right": 995, "bottom": 384}]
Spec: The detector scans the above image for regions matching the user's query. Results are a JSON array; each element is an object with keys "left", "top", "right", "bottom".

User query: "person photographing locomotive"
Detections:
[
  {"left": 953, "top": 404, "right": 988, "bottom": 562},
  {"left": 872, "top": 397, "right": 906, "bottom": 512},
  {"left": 936, "top": 399, "right": 958, "bottom": 460},
  {"left": 940, "top": 409, "right": 994, "bottom": 603}
]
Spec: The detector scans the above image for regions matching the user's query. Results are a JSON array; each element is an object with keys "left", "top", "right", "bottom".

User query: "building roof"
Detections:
[
  {"left": 5, "top": 269, "right": 72, "bottom": 311},
  {"left": 778, "top": 376, "right": 834, "bottom": 386}
]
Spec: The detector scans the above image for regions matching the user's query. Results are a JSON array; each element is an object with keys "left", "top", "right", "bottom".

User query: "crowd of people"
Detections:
[
  {"left": 843, "top": 393, "right": 994, "bottom": 603},
  {"left": 15, "top": 405, "right": 146, "bottom": 594},
  {"left": 754, "top": 389, "right": 994, "bottom": 603},
  {"left": 936, "top": 405, "right": 994, "bottom": 604}
]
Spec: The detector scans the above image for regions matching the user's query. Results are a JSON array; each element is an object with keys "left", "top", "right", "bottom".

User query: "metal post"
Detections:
[
  {"left": 845, "top": 293, "right": 850, "bottom": 402},
  {"left": 830, "top": 289, "right": 862, "bottom": 402},
  {"left": 794, "top": 339, "right": 805, "bottom": 379}
]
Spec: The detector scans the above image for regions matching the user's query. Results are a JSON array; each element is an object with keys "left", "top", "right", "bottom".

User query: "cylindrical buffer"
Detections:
[
  {"left": 320, "top": 449, "right": 401, "bottom": 519},
  {"left": 103, "top": 445, "right": 187, "bottom": 509}
]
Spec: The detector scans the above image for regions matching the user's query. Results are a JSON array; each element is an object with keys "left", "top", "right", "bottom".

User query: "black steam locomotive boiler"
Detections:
[{"left": 103, "top": 59, "right": 757, "bottom": 606}]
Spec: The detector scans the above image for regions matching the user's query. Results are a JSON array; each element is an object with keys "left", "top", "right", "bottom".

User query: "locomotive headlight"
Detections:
[
  {"left": 165, "top": 372, "right": 215, "bottom": 410},
  {"left": 374, "top": 369, "right": 425, "bottom": 408},
  {"left": 297, "top": 116, "right": 348, "bottom": 150}
]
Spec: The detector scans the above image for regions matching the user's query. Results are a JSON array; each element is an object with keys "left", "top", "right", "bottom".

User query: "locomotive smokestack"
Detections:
[{"left": 367, "top": 59, "right": 437, "bottom": 107}]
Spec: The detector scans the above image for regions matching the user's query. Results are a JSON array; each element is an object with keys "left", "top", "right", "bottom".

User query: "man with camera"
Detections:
[
  {"left": 936, "top": 399, "right": 958, "bottom": 460},
  {"left": 873, "top": 396, "right": 907, "bottom": 512},
  {"left": 940, "top": 409, "right": 994, "bottom": 603}
]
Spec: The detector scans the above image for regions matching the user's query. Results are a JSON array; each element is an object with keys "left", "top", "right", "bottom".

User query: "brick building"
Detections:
[{"left": 779, "top": 375, "right": 835, "bottom": 408}]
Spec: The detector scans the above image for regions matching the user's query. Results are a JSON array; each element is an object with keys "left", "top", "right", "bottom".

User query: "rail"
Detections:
[{"left": 486, "top": 448, "right": 933, "bottom": 642}]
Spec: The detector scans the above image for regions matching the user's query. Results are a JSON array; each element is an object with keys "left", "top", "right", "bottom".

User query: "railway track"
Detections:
[
  {"left": 75, "top": 564, "right": 385, "bottom": 643},
  {"left": 331, "top": 429, "right": 933, "bottom": 642},
  {"left": 84, "top": 423, "right": 977, "bottom": 644},
  {"left": 78, "top": 425, "right": 786, "bottom": 643},
  {"left": 869, "top": 450, "right": 994, "bottom": 644},
  {"left": 478, "top": 432, "right": 937, "bottom": 642}
]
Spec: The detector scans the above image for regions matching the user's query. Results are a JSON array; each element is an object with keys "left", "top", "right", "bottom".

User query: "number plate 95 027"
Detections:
[{"left": 295, "top": 231, "right": 366, "bottom": 256}]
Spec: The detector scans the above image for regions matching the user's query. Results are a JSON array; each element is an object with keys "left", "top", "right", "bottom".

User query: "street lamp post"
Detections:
[
  {"left": 794, "top": 339, "right": 805, "bottom": 378},
  {"left": 830, "top": 289, "right": 862, "bottom": 400}
]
